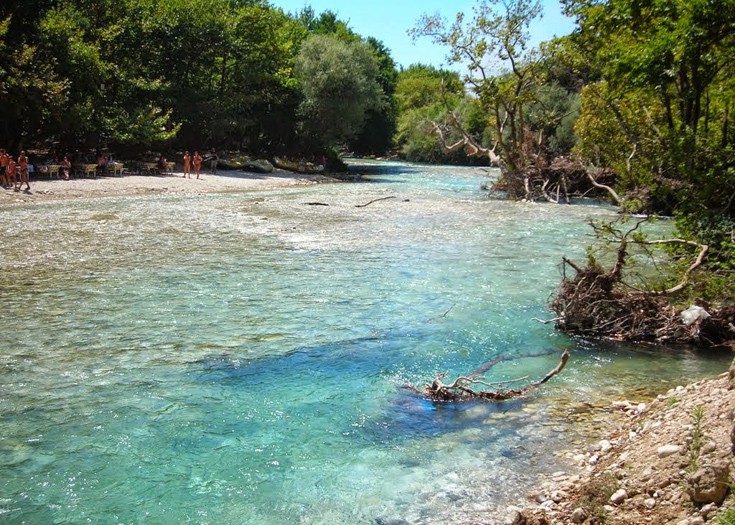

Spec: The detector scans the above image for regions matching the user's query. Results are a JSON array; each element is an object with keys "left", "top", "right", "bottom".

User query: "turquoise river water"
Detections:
[{"left": 0, "top": 160, "right": 730, "bottom": 524}]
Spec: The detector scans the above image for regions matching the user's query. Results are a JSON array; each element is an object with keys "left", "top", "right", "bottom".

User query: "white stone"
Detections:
[
  {"left": 644, "top": 498, "right": 656, "bottom": 509},
  {"left": 657, "top": 444, "right": 682, "bottom": 457},
  {"left": 610, "top": 488, "right": 628, "bottom": 504}
]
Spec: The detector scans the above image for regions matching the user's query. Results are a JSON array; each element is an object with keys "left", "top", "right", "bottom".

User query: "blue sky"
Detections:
[{"left": 268, "top": 0, "right": 576, "bottom": 70}]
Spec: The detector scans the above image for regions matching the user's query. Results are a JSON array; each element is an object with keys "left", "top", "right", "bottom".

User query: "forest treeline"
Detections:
[{"left": 1, "top": 0, "right": 733, "bottom": 341}]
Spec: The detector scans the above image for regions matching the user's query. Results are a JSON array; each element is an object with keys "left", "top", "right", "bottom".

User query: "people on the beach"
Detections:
[
  {"left": 16, "top": 150, "right": 30, "bottom": 192},
  {"left": 183, "top": 151, "right": 190, "bottom": 178},
  {"left": 193, "top": 151, "right": 202, "bottom": 179}
]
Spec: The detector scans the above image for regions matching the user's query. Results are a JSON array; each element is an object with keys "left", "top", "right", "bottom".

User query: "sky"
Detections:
[{"left": 268, "top": 0, "right": 576, "bottom": 71}]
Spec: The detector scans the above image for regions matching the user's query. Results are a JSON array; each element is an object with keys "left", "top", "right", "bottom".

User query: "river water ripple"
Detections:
[{"left": 0, "top": 160, "right": 728, "bottom": 524}]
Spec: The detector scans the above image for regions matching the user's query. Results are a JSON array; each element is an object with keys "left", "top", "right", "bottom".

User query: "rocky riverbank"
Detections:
[{"left": 510, "top": 357, "right": 735, "bottom": 525}]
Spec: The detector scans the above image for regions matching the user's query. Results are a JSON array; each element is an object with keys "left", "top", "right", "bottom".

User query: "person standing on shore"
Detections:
[
  {"left": 0, "top": 149, "right": 8, "bottom": 188},
  {"left": 7, "top": 156, "right": 17, "bottom": 190},
  {"left": 193, "top": 151, "right": 202, "bottom": 179},
  {"left": 16, "top": 151, "right": 30, "bottom": 192},
  {"left": 183, "top": 151, "right": 191, "bottom": 178}
]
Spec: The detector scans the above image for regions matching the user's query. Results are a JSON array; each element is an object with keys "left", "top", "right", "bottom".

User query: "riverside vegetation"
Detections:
[{"left": 2, "top": 0, "right": 735, "bottom": 521}]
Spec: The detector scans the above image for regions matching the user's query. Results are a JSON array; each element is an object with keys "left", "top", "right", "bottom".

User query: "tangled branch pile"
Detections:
[
  {"left": 494, "top": 157, "right": 618, "bottom": 204},
  {"left": 550, "top": 220, "right": 735, "bottom": 346},
  {"left": 551, "top": 260, "right": 688, "bottom": 341}
]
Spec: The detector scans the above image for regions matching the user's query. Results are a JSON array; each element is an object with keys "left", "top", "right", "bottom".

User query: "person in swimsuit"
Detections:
[
  {"left": 62, "top": 155, "right": 72, "bottom": 180},
  {"left": 17, "top": 150, "right": 30, "bottom": 192},
  {"left": 0, "top": 149, "right": 8, "bottom": 188},
  {"left": 193, "top": 151, "right": 202, "bottom": 179},
  {"left": 183, "top": 151, "right": 190, "bottom": 178},
  {"left": 7, "top": 157, "right": 17, "bottom": 190}
]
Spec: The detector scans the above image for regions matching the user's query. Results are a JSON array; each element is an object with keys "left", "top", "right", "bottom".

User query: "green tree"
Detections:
[
  {"left": 0, "top": 15, "right": 67, "bottom": 150},
  {"left": 393, "top": 64, "right": 471, "bottom": 162},
  {"left": 348, "top": 37, "right": 398, "bottom": 156},
  {"left": 294, "top": 34, "right": 385, "bottom": 148},
  {"left": 37, "top": 0, "right": 181, "bottom": 152},
  {"left": 564, "top": 0, "right": 735, "bottom": 264},
  {"left": 412, "top": 0, "right": 546, "bottom": 172}
]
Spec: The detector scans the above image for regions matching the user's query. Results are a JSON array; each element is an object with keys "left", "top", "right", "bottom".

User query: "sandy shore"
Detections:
[{"left": 0, "top": 169, "right": 339, "bottom": 204}]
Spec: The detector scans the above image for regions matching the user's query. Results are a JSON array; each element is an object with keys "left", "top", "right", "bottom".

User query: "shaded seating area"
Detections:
[
  {"left": 72, "top": 163, "right": 98, "bottom": 178},
  {"left": 105, "top": 162, "right": 126, "bottom": 177}
]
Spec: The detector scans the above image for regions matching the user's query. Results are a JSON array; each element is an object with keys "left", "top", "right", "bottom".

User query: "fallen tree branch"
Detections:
[
  {"left": 355, "top": 196, "right": 396, "bottom": 208},
  {"left": 420, "top": 351, "right": 570, "bottom": 402},
  {"left": 587, "top": 171, "right": 622, "bottom": 205},
  {"left": 642, "top": 239, "right": 709, "bottom": 295}
]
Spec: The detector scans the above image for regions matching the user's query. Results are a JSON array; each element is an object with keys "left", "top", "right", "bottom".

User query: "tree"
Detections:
[
  {"left": 294, "top": 34, "right": 385, "bottom": 148},
  {"left": 0, "top": 15, "right": 67, "bottom": 151},
  {"left": 563, "top": 0, "right": 735, "bottom": 264},
  {"left": 412, "top": 0, "right": 545, "bottom": 172},
  {"left": 393, "top": 64, "right": 474, "bottom": 163},
  {"left": 548, "top": 0, "right": 735, "bottom": 344},
  {"left": 347, "top": 37, "right": 398, "bottom": 156},
  {"left": 36, "top": 0, "right": 182, "bottom": 152}
]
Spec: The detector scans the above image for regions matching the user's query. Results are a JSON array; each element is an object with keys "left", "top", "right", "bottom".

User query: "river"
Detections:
[{"left": 0, "top": 160, "right": 729, "bottom": 524}]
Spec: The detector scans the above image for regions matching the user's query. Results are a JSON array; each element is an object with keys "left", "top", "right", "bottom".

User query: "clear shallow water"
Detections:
[{"left": 0, "top": 160, "right": 730, "bottom": 524}]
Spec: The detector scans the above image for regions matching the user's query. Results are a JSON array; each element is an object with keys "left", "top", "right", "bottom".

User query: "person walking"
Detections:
[
  {"left": 16, "top": 151, "right": 30, "bottom": 192},
  {"left": 183, "top": 151, "right": 191, "bottom": 178},
  {"left": 193, "top": 151, "right": 202, "bottom": 180}
]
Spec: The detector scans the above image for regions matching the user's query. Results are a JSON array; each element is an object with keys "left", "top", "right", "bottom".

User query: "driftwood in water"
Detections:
[
  {"left": 418, "top": 351, "right": 570, "bottom": 402},
  {"left": 356, "top": 196, "right": 396, "bottom": 208}
]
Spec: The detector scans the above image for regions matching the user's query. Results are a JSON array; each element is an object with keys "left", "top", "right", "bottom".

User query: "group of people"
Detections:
[
  {"left": 182, "top": 151, "right": 203, "bottom": 179},
  {"left": 1, "top": 148, "right": 218, "bottom": 188},
  {"left": 0, "top": 149, "right": 31, "bottom": 192}
]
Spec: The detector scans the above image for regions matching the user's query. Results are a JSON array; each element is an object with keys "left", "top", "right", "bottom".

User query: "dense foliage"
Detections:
[
  {"left": 0, "top": 0, "right": 394, "bottom": 158},
  {"left": 562, "top": 0, "right": 735, "bottom": 282}
]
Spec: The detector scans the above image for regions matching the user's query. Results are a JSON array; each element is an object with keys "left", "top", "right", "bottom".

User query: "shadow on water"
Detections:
[
  {"left": 369, "top": 388, "right": 527, "bottom": 444},
  {"left": 193, "top": 332, "right": 547, "bottom": 447}
]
